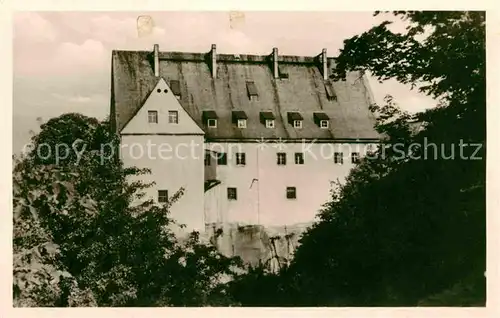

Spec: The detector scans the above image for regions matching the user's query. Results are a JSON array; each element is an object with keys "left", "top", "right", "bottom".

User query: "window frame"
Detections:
[
  {"left": 236, "top": 152, "right": 246, "bottom": 166},
  {"left": 168, "top": 110, "right": 179, "bottom": 124},
  {"left": 266, "top": 119, "right": 275, "bottom": 128},
  {"left": 207, "top": 118, "right": 217, "bottom": 128},
  {"left": 334, "top": 152, "right": 344, "bottom": 164},
  {"left": 293, "top": 120, "right": 302, "bottom": 128},
  {"left": 320, "top": 120, "right": 329, "bottom": 129},
  {"left": 351, "top": 152, "right": 360, "bottom": 164},
  {"left": 227, "top": 187, "right": 237, "bottom": 200},
  {"left": 277, "top": 152, "right": 287, "bottom": 165},
  {"left": 295, "top": 152, "right": 304, "bottom": 165},
  {"left": 286, "top": 187, "right": 297, "bottom": 199},
  {"left": 158, "top": 190, "right": 168, "bottom": 203},
  {"left": 217, "top": 152, "right": 227, "bottom": 165},
  {"left": 148, "top": 110, "right": 158, "bottom": 124},
  {"left": 237, "top": 119, "right": 247, "bottom": 128}
]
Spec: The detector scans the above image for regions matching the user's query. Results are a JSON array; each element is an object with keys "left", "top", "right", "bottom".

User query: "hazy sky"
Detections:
[{"left": 13, "top": 11, "right": 437, "bottom": 152}]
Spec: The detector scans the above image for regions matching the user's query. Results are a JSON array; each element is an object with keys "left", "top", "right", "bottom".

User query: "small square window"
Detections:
[
  {"left": 266, "top": 120, "right": 275, "bottom": 128},
  {"left": 295, "top": 153, "right": 304, "bottom": 165},
  {"left": 168, "top": 111, "right": 179, "bottom": 124},
  {"left": 320, "top": 120, "right": 329, "bottom": 128},
  {"left": 148, "top": 111, "right": 158, "bottom": 123},
  {"left": 286, "top": 187, "right": 296, "bottom": 199},
  {"left": 227, "top": 187, "right": 237, "bottom": 200},
  {"left": 217, "top": 152, "right": 227, "bottom": 165},
  {"left": 237, "top": 119, "right": 247, "bottom": 128},
  {"left": 207, "top": 119, "right": 217, "bottom": 128},
  {"left": 351, "top": 152, "right": 360, "bottom": 164},
  {"left": 293, "top": 120, "right": 302, "bottom": 128},
  {"left": 158, "top": 190, "right": 168, "bottom": 203},
  {"left": 236, "top": 152, "right": 246, "bottom": 166},
  {"left": 277, "top": 152, "right": 287, "bottom": 165},
  {"left": 334, "top": 152, "right": 343, "bottom": 164}
]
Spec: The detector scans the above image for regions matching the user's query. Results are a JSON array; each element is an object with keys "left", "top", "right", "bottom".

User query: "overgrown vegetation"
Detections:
[
  {"left": 13, "top": 11, "right": 485, "bottom": 307},
  {"left": 13, "top": 114, "right": 242, "bottom": 306},
  {"left": 228, "top": 11, "right": 486, "bottom": 306}
]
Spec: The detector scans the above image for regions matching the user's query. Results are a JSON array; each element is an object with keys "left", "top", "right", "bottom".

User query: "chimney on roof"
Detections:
[
  {"left": 272, "top": 47, "right": 279, "bottom": 79},
  {"left": 210, "top": 44, "right": 217, "bottom": 78},
  {"left": 153, "top": 44, "right": 159, "bottom": 77},
  {"left": 322, "top": 48, "right": 328, "bottom": 80}
]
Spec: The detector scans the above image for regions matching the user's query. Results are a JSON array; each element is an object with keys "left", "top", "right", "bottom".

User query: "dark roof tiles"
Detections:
[{"left": 111, "top": 49, "right": 380, "bottom": 140}]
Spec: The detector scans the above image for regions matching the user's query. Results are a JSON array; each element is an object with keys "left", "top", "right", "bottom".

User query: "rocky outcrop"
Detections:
[{"left": 202, "top": 222, "right": 312, "bottom": 272}]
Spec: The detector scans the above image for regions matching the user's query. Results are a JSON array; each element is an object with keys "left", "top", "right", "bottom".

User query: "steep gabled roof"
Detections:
[{"left": 110, "top": 48, "right": 380, "bottom": 141}]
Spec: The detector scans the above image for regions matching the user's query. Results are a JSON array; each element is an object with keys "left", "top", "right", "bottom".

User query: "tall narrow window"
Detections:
[
  {"left": 217, "top": 152, "right": 227, "bottom": 165},
  {"left": 295, "top": 152, "right": 304, "bottom": 165},
  {"left": 148, "top": 110, "right": 158, "bottom": 123},
  {"left": 277, "top": 152, "right": 287, "bottom": 165},
  {"left": 158, "top": 190, "right": 168, "bottom": 203},
  {"left": 286, "top": 187, "right": 297, "bottom": 199},
  {"left": 168, "top": 111, "right": 179, "bottom": 124},
  {"left": 351, "top": 152, "right": 360, "bottom": 164},
  {"left": 334, "top": 152, "right": 343, "bottom": 164},
  {"left": 205, "top": 153, "right": 211, "bottom": 166},
  {"left": 227, "top": 187, "right": 237, "bottom": 200},
  {"left": 236, "top": 153, "right": 246, "bottom": 166}
]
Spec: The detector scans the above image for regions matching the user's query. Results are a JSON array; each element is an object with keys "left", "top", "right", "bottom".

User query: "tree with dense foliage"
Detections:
[
  {"left": 13, "top": 113, "right": 242, "bottom": 306},
  {"left": 229, "top": 11, "right": 486, "bottom": 306}
]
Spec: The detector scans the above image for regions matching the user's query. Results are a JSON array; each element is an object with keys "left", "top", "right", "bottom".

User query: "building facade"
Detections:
[{"left": 110, "top": 44, "right": 380, "bottom": 233}]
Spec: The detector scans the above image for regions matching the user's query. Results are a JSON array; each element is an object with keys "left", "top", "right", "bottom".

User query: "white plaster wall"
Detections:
[
  {"left": 121, "top": 135, "right": 205, "bottom": 232},
  {"left": 204, "top": 142, "right": 375, "bottom": 226}
]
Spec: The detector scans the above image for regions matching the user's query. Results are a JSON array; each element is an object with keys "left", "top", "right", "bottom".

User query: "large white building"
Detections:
[{"left": 110, "top": 44, "right": 380, "bottom": 234}]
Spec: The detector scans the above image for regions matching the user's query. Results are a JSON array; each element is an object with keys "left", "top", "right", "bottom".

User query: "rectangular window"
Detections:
[
  {"left": 277, "top": 152, "right": 287, "bottom": 165},
  {"left": 148, "top": 110, "right": 158, "bottom": 123},
  {"left": 217, "top": 152, "right": 227, "bottom": 165},
  {"left": 351, "top": 152, "right": 360, "bottom": 164},
  {"left": 204, "top": 153, "right": 211, "bottom": 166},
  {"left": 295, "top": 152, "right": 304, "bottom": 165},
  {"left": 246, "top": 81, "right": 258, "bottom": 98},
  {"left": 237, "top": 119, "right": 247, "bottom": 128},
  {"left": 334, "top": 152, "right": 343, "bottom": 164},
  {"left": 286, "top": 187, "right": 297, "bottom": 199},
  {"left": 293, "top": 120, "right": 302, "bottom": 128},
  {"left": 158, "top": 190, "right": 168, "bottom": 203},
  {"left": 227, "top": 187, "right": 237, "bottom": 200},
  {"left": 236, "top": 152, "right": 246, "bottom": 166},
  {"left": 266, "top": 119, "right": 275, "bottom": 128},
  {"left": 207, "top": 119, "right": 217, "bottom": 128},
  {"left": 168, "top": 110, "right": 179, "bottom": 124},
  {"left": 320, "top": 120, "right": 329, "bottom": 128}
]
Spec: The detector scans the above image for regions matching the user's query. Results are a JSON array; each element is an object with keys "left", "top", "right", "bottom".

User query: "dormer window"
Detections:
[
  {"left": 287, "top": 112, "right": 303, "bottom": 129},
  {"left": 232, "top": 110, "right": 248, "bottom": 129},
  {"left": 260, "top": 111, "right": 276, "bottom": 128},
  {"left": 314, "top": 112, "right": 330, "bottom": 129},
  {"left": 203, "top": 110, "right": 218, "bottom": 128},
  {"left": 246, "top": 81, "right": 258, "bottom": 100},
  {"left": 325, "top": 83, "right": 337, "bottom": 101},
  {"left": 237, "top": 119, "right": 247, "bottom": 128},
  {"left": 170, "top": 80, "right": 181, "bottom": 98}
]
